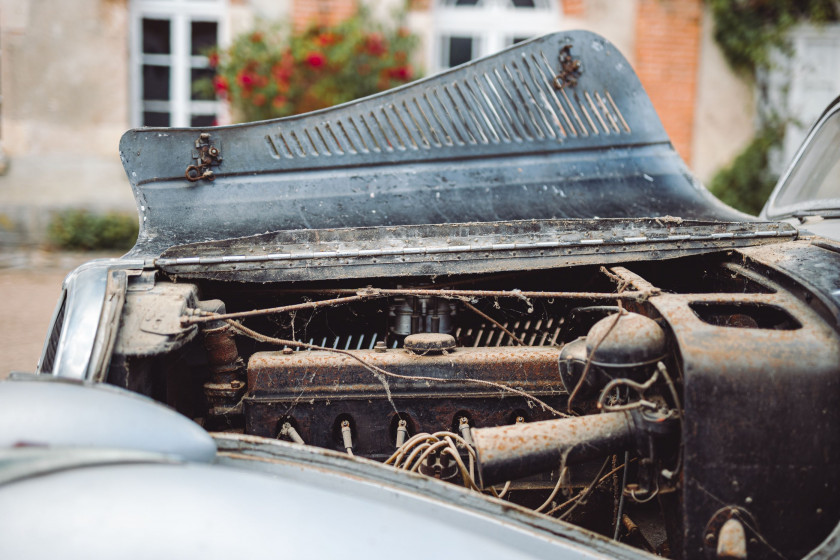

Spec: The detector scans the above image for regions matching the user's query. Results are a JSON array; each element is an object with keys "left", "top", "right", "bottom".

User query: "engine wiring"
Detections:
[
  {"left": 383, "top": 427, "right": 644, "bottom": 528},
  {"left": 566, "top": 301, "right": 627, "bottom": 413},
  {"left": 191, "top": 266, "right": 682, "bottom": 540},
  {"left": 596, "top": 366, "right": 660, "bottom": 412},
  {"left": 545, "top": 457, "right": 636, "bottom": 518},
  {"left": 385, "top": 431, "right": 479, "bottom": 490},
  {"left": 534, "top": 466, "right": 569, "bottom": 513},
  {"left": 554, "top": 457, "right": 612, "bottom": 520},
  {"left": 613, "top": 451, "right": 630, "bottom": 540},
  {"left": 181, "top": 284, "right": 658, "bottom": 326}
]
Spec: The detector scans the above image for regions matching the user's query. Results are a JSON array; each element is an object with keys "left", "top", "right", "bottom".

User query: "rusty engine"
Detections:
[{"left": 104, "top": 248, "right": 840, "bottom": 559}]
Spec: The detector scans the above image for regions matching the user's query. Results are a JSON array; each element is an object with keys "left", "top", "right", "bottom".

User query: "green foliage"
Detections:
[
  {"left": 706, "top": 0, "right": 838, "bottom": 76},
  {"left": 47, "top": 210, "right": 138, "bottom": 252},
  {"left": 705, "top": 2, "right": 837, "bottom": 213},
  {"left": 196, "top": 8, "right": 420, "bottom": 122},
  {"left": 708, "top": 123, "right": 785, "bottom": 215}
]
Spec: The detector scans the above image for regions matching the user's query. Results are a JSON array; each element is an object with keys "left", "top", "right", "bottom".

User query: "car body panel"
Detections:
[
  {"left": 0, "top": 379, "right": 648, "bottom": 560},
  {"left": 119, "top": 31, "right": 751, "bottom": 258},
  {"left": 0, "top": 375, "right": 216, "bottom": 462}
]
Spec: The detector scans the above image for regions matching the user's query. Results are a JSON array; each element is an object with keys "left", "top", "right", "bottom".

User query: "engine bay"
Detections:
[{"left": 104, "top": 250, "right": 840, "bottom": 559}]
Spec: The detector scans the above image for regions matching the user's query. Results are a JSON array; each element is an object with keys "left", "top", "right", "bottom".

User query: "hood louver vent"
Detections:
[
  {"left": 119, "top": 31, "right": 748, "bottom": 257},
  {"left": 264, "top": 50, "right": 632, "bottom": 164}
]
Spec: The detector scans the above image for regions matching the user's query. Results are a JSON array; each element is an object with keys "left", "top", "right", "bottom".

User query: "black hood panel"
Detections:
[{"left": 120, "top": 31, "right": 750, "bottom": 258}]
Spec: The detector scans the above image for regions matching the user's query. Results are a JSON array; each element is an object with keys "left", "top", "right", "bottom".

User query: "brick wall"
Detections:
[
  {"left": 633, "top": 0, "right": 703, "bottom": 162},
  {"left": 562, "top": 0, "right": 585, "bottom": 17},
  {"left": 292, "top": 0, "right": 358, "bottom": 30}
]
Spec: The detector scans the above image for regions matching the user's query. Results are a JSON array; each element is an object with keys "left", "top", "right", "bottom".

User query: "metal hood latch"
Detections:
[{"left": 186, "top": 132, "right": 222, "bottom": 182}]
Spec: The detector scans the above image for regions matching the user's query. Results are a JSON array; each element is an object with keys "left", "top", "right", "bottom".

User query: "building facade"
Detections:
[{"left": 0, "top": 0, "right": 835, "bottom": 246}]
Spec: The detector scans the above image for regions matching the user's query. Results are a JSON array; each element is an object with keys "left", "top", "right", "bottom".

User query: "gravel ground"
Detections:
[{"left": 0, "top": 249, "right": 122, "bottom": 378}]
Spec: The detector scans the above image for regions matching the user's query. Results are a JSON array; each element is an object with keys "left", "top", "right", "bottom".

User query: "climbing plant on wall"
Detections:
[
  {"left": 706, "top": 0, "right": 838, "bottom": 77},
  {"left": 704, "top": 0, "right": 837, "bottom": 214},
  {"left": 708, "top": 121, "right": 786, "bottom": 216}
]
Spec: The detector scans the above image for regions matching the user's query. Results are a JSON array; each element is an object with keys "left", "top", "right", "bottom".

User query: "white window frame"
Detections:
[
  {"left": 431, "top": 0, "right": 560, "bottom": 73},
  {"left": 129, "top": 0, "right": 228, "bottom": 128}
]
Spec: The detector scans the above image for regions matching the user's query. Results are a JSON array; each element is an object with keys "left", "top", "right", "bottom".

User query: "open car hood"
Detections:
[{"left": 120, "top": 30, "right": 779, "bottom": 264}]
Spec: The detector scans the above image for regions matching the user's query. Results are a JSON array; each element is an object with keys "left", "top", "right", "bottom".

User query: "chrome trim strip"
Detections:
[{"left": 47, "top": 260, "right": 144, "bottom": 380}]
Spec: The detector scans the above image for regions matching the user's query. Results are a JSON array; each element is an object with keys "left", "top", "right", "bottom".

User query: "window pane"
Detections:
[
  {"left": 191, "top": 21, "right": 218, "bottom": 55},
  {"left": 143, "top": 65, "right": 170, "bottom": 100},
  {"left": 448, "top": 36, "right": 474, "bottom": 67},
  {"left": 511, "top": 0, "right": 536, "bottom": 7},
  {"left": 191, "top": 114, "right": 216, "bottom": 127},
  {"left": 191, "top": 68, "right": 216, "bottom": 100},
  {"left": 143, "top": 18, "right": 171, "bottom": 54},
  {"left": 143, "top": 112, "right": 170, "bottom": 127}
]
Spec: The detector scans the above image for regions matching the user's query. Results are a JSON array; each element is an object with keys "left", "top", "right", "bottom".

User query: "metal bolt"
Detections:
[
  {"left": 515, "top": 416, "right": 526, "bottom": 424},
  {"left": 282, "top": 347, "right": 293, "bottom": 355},
  {"left": 374, "top": 340, "right": 387, "bottom": 353}
]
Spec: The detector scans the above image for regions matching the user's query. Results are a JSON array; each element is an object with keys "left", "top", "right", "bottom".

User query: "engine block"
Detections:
[{"left": 244, "top": 344, "right": 566, "bottom": 459}]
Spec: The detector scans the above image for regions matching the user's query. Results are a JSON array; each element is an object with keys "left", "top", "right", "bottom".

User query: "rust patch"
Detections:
[{"left": 554, "top": 44, "right": 583, "bottom": 90}]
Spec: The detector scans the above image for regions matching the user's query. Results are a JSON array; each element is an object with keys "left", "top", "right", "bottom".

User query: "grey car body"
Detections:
[
  {"left": 3, "top": 31, "right": 840, "bottom": 559},
  {"left": 761, "top": 95, "right": 840, "bottom": 242}
]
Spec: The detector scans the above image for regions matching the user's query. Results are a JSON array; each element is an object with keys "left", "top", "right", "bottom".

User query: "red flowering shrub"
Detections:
[
  {"left": 305, "top": 51, "right": 326, "bottom": 68},
  {"left": 197, "top": 9, "right": 420, "bottom": 122}
]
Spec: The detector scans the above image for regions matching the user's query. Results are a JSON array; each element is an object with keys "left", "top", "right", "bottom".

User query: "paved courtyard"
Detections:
[{"left": 0, "top": 250, "right": 121, "bottom": 378}]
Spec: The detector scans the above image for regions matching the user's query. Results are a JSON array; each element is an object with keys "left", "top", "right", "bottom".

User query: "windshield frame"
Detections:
[{"left": 764, "top": 98, "right": 840, "bottom": 220}]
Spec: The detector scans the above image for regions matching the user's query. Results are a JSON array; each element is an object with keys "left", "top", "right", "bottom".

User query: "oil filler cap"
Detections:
[{"left": 404, "top": 333, "right": 456, "bottom": 354}]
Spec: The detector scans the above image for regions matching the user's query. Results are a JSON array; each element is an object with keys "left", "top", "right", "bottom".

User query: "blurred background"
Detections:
[{"left": 0, "top": 0, "right": 839, "bottom": 373}]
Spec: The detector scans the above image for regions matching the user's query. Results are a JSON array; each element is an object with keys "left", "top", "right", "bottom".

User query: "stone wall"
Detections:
[
  {"left": 1, "top": 0, "right": 130, "bottom": 158},
  {"left": 0, "top": 0, "right": 135, "bottom": 246}
]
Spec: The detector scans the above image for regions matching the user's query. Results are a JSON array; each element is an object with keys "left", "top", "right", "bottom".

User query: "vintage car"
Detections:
[{"left": 2, "top": 31, "right": 839, "bottom": 559}]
